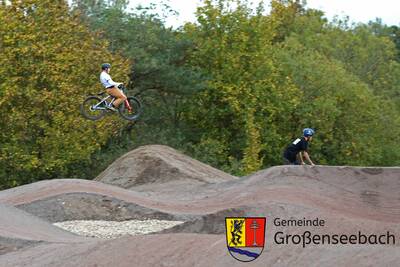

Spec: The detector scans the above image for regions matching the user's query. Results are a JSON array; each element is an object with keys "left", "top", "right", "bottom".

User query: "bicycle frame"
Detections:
[
  {"left": 91, "top": 90, "right": 132, "bottom": 112},
  {"left": 82, "top": 88, "right": 140, "bottom": 121},
  {"left": 91, "top": 95, "right": 115, "bottom": 111}
]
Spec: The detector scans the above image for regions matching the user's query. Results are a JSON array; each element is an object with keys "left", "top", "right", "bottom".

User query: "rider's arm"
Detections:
[
  {"left": 298, "top": 152, "right": 305, "bottom": 165},
  {"left": 107, "top": 76, "right": 121, "bottom": 87},
  {"left": 303, "top": 151, "right": 315, "bottom": 166}
]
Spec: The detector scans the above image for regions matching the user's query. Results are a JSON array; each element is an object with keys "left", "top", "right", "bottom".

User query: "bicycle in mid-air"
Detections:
[{"left": 80, "top": 85, "right": 142, "bottom": 121}]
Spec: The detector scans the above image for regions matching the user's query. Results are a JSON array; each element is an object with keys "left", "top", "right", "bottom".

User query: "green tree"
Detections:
[
  {"left": 72, "top": 0, "right": 204, "bottom": 140},
  {"left": 270, "top": 0, "right": 400, "bottom": 166},
  {"left": 183, "top": 0, "right": 301, "bottom": 174},
  {"left": 0, "top": 0, "right": 129, "bottom": 188}
]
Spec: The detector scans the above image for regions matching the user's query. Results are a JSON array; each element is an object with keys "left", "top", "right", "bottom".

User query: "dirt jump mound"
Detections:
[
  {"left": 0, "top": 145, "right": 399, "bottom": 267},
  {"left": 95, "top": 145, "right": 237, "bottom": 189}
]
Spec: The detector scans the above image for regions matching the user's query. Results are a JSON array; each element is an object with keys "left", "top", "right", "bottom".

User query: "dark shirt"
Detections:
[{"left": 284, "top": 137, "right": 309, "bottom": 162}]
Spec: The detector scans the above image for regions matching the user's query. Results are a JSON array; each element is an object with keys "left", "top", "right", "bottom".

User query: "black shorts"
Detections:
[
  {"left": 282, "top": 152, "right": 299, "bottom": 165},
  {"left": 283, "top": 157, "right": 300, "bottom": 165}
]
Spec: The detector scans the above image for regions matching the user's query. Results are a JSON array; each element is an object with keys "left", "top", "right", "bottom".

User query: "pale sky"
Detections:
[{"left": 127, "top": 0, "right": 400, "bottom": 27}]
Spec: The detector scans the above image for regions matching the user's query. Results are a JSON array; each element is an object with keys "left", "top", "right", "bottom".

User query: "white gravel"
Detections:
[{"left": 53, "top": 220, "right": 183, "bottom": 239}]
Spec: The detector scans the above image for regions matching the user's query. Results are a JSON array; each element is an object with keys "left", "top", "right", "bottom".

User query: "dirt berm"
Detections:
[{"left": 0, "top": 145, "right": 399, "bottom": 266}]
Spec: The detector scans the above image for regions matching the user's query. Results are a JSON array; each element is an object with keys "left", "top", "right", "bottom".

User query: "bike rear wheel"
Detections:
[
  {"left": 80, "top": 96, "right": 106, "bottom": 121},
  {"left": 118, "top": 97, "right": 142, "bottom": 121}
]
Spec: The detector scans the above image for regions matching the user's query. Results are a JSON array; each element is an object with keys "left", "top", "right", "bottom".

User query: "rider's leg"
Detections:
[
  {"left": 106, "top": 87, "right": 127, "bottom": 108},
  {"left": 283, "top": 157, "right": 297, "bottom": 165},
  {"left": 283, "top": 153, "right": 297, "bottom": 165}
]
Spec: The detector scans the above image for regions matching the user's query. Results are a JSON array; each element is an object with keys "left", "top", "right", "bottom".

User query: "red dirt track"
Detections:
[{"left": 0, "top": 145, "right": 399, "bottom": 266}]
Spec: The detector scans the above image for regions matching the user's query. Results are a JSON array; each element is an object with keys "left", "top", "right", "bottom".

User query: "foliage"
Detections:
[
  {"left": 183, "top": 0, "right": 301, "bottom": 175},
  {"left": 269, "top": 1, "right": 400, "bottom": 165},
  {"left": 71, "top": 0, "right": 204, "bottom": 144},
  {"left": 0, "top": 0, "right": 128, "bottom": 188},
  {"left": 1, "top": 0, "right": 399, "bottom": 189}
]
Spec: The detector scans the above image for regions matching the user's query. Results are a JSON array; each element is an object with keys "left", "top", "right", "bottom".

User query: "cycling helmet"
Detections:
[
  {"left": 303, "top": 128, "right": 315, "bottom": 137},
  {"left": 101, "top": 63, "right": 111, "bottom": 70}
]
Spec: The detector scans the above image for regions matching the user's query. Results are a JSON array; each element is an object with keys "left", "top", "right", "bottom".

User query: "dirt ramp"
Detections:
[
  {"left": 0, "top": 179, "right": 162, "bottom": 208},
  {"left": 95, "top": 145, "right": 236, "bottom": 189},
  {"left": 0, "top": 160, "right": 399, "bottom": 266},
  {"left": 245, "top": 165, "right": 400, "bottom": 196},
  {"left": 1, "top": 166, "right": 399, "bottom": 223},
  {"left": 16, "top": 192, "right": 190, "bottom": 223},
  {"left": 0, "top": 237, "right": 42, "bottom": 256},
  {"left": 0, "top": 204, "right": 87, "bottom": 243},
  {"left": 239, "top": 166, "right": 400, "bottom": 222}
]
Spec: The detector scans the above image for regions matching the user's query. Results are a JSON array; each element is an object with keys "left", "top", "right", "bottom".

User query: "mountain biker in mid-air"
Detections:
[
  {"left": 283, "top": 128, "right": 315, "bottom": 166},
  {"left": 99, "top": 63, "right": 127, "bottom": 112}
]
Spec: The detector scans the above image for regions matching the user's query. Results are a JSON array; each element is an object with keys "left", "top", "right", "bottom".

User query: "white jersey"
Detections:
[{"left": 100, "top": 71, "right": 119, "bottom": 88}]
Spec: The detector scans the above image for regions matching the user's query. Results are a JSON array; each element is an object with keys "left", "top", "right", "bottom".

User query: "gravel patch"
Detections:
[{"left": 53, "top": 220, "right": 184, "bottom": 239}]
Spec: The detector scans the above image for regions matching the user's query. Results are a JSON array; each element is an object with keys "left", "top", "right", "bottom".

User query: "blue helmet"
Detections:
[
  {"left": 101, "top": 63, "right": 111, "bottom": 70},
  {"left": 303, "top": 128, "right": 315, "bottom": 137}
]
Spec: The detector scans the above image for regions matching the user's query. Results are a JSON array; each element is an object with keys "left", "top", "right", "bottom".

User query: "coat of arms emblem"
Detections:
[{"left": 225, "top": 217, "right": 266, "bottom": 262}]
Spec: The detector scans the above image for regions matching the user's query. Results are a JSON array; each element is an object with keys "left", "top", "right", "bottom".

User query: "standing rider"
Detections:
[
  {"left": 283, "top": 128, "right": 315, "bottom": 166},
  {"left": 99, "top": 63, "right": 127, "bottom": 112}
]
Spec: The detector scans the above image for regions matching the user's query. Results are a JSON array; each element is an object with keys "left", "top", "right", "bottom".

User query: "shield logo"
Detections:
[{"left": 225, "top": 217, "right": 266, "bottom": 262}]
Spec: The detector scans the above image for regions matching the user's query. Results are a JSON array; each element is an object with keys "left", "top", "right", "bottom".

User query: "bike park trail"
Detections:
[{"left": 0, "top": 145, "right": 398, "bottom": 266}]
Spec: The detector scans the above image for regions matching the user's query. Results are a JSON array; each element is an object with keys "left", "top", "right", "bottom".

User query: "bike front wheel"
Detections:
[
  {"left": 118, "top": 97, "right": 142, "bottom": 121},
  {"left": 80, "top": 96, "right": 106, "bottom": 121}
]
